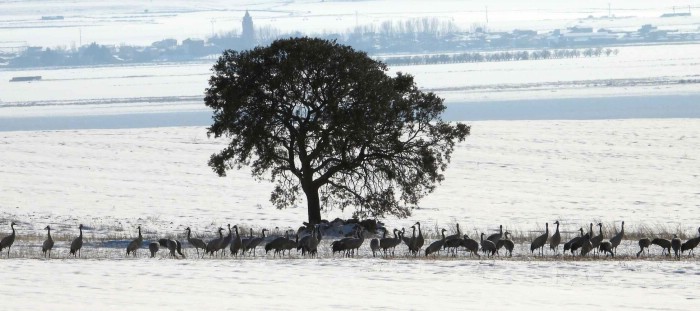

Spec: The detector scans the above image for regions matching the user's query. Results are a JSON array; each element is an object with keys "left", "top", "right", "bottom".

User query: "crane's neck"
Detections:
[
  {"left": 234, "top": 226, "right": 239, "bottom": 237},
  {"left": 79, "top": 227, "right": 83, "bottom": 237},
  {"left": 187, "top": 229, "right": 191, "bottom": 239}
]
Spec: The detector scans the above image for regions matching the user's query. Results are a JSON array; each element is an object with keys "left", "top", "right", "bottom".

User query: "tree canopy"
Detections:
[{"left": 204, "top": 37, "right": 470, "bottom": 224}]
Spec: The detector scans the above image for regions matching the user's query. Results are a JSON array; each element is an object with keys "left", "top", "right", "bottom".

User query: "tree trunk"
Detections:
[{"left": 305, "top": 188, "right": 322, "bottom": 225}]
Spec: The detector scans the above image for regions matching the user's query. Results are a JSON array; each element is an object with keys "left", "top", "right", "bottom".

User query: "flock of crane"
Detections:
[{"left": 1, "top": 221, "right": 699, "bottom": 260}]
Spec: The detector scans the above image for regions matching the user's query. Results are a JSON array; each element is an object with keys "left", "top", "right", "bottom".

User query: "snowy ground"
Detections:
[
  {"left": 1, "top": 120, "right": 699, "bottom": 237},
  {"left": 2, "top": 1, "right": 700, "bottom": 310},
  {"left": 2, "top": 256, "right": 697, "bottom": 310},
  {"left": 2, "top": 115, "right": 698, "bottom": 311},
  {"left": 2, "top": 43, "right": 700, "bottom": 121}
]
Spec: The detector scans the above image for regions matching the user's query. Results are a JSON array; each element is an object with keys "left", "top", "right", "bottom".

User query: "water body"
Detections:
[
  {"left": 0, "top": 111, "right": 212, "bottom": 132},
  {"left": 1, "top": 95, "right": 698, "bottom": 131},
  {"left": 441, "top": 94, "right": 700, "bottom": 121}
]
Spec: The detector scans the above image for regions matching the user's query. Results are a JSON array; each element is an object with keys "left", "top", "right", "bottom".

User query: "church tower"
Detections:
[{"left": 241, "top": 10, "right": 255, "bottom": 46}]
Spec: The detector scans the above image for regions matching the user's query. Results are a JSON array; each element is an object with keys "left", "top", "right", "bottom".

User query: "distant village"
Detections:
[
  {"left": 454, "top": 23, "right": 700, "bottom": 50},
  {"left": 2, "top": 11, "right": 700, "bottom": 69}
]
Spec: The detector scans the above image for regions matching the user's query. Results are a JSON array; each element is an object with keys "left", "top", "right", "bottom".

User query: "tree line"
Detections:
[{"left": 380, "top": 47, "right": 619, "bottom": 66}]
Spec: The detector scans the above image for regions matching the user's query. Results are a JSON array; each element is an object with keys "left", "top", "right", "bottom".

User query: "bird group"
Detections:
[
  {"left": 529, "top": 221, "right": 700, "bottom": 260},
  {"left": 530, "top": 221, "right": 621, "bottom": 258},
  {"left": 636, "top": 228, "right": 700, "bottom": 260},
  {"left": 1, "top": 221, "right": 699, "bottom": 260}
]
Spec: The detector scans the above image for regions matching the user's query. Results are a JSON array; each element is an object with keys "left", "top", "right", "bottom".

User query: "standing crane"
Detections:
[
  {"left": 549, "top": 221, "right": 561, "bottom": 255},
  {"left": 0, "top": 222, "right": 18, "bottom": 258},
  {"left": 609, "top": 221, "right": 625, "bottom": 256},
  {"left": 42, "top": 225, "right": 54, "bottom": 259},
  {"left": 70, "top": 224, "right": 84, "bottom": 258},
  {"left": 530, "top": 223, "right": 549, "bottom": 256},
  {"left": 126, "top": 225, "right": 143, "bottom": 257},
  {"left": 185, "top": 227, "right": 207, "bottom": 257}
]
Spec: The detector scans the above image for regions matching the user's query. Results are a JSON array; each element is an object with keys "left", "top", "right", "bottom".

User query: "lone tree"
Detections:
[{"left": 205, "top": 37, "right": 470, "bottom": 224}]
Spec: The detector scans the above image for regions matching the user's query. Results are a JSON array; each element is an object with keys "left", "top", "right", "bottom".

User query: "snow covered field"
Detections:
[
  {"left": 2, "top": 43, "right": 700, "bottom": 122},
  {"left": 2, "top": 1, "right": 700, "bottom": 310},
  {"left": 2, "top": 120, "right": 699, "bottom": 233},
  {"left": 2, "top": 1, "right": 700, "bottom": 124},
  {"left": 2, "top": 257, "right": 698, "bottom": 310},
  {"left": 1, "top": 120, "right": 699, "bottom": 309}
]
